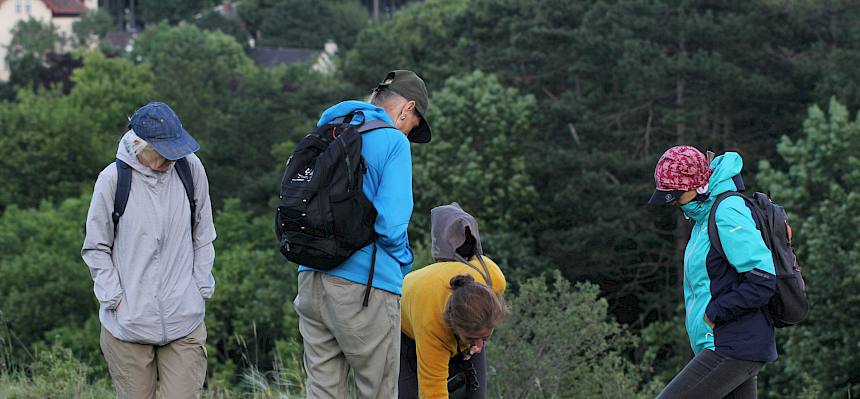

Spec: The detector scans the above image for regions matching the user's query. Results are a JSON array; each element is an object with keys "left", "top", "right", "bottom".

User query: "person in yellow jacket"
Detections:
[{"left": 399, "top": 203, "right": 507, "bottom": 399}]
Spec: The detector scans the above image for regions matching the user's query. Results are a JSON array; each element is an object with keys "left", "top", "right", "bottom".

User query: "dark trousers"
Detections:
[
  {"left": 398, "top": 333, "right": 487, "bottom": 399},
  {"left": 656, "top": 349, "right": 765, "bottom": 399}
]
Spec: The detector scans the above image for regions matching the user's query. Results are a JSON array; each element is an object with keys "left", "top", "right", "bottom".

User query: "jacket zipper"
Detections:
[
  {"left": 155, "top": 183, "right": 169, "bottom": 344},
  {"left": 156, "top": 292, "right": 167, "bottom": 344},
  {"left": 685, "top": 222, "right": 709, "bottom": 337},
  {"left": 685, "top": 226, "right": 700, "bottom": 311}
]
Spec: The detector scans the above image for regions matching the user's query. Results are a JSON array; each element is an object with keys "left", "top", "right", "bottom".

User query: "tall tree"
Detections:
[
  {"left": 756, "top": 99, "right": 860, "bottom": 399},
  {"left": 462, "top": 0, "right": 816, "bottom": 324},
  {"left": 72, "top": 10, "right": 114, "bottom": 48},
  {"left": 760, "top": 0, "right": 860, "bottom": 111},
  {"left": 194, "top": 9, "right": 249, "bottom": 46},
  {"left": 4, "top": 19, "right": 59, "bottom": 90},
  {"left": 137, "top": 0, "right": 216, "bottom": 25},
  {"left": 0, "top": 52, "right": 154, "bottom": 210},
  {"left": 343, "top": 0, "right": 470, "bottom": 91},
  {"left": 257, "top": 0, "right": 369, "bottom": 49},
  {"left": 238, "top": 0, "right": 368, "bottom": 50},
  {"left": 236, "top": 0, "right": 280, "bottom": 42},
  {"left": 133, "top": 24, "right": 358, "bottom": 213},
  {"left": 132, "top": 23, "right": 255, "bottom": 144},
  {"left": 204, "top": 64, "right": 356, "bottom": 212},
  {"left": 412, "top": 71, "right": 546, "bottom": 281}
]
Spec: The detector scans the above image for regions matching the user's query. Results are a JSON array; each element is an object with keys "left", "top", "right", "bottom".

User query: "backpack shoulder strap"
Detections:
[
  {"left": 457, "top": 254, "right": 493, "bottom": 289},
  {"left": 112, "top": 158, "right": 197, "bottom": 233},
  {"left": 328, "top": 110, "right": 393, "bottom": 134},
  {"left": 326, "top": 114, "right": 392, "bottom": 135},
  {"left": 113, "top": 159, "right": 132, "bottom": 229},
  {"left": 357, "top": 119, "right": 394, "bottom": 134},
  {"left": 474, "top": 253, "right": 493, "bottom": 289},
  {"left": 708, "top": 191, "right": 744, "bottom": 261},
  {"left": 174, "top": 157, "right": 196, "bottom": 231}
]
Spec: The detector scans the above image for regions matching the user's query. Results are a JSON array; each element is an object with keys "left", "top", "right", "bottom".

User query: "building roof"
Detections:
[
  {"left": 42, "top": 0, "right": 87, "bottom": 16},
  {"left": 246, "top": 47, "right": 317, "bottom": 69},
  {"left": 104, "top": 31, "right": 133, "bottom": 50}
]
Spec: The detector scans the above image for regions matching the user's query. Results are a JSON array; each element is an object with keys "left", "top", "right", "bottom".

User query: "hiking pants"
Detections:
[
  {"left": 100, "top": 323, "right": 207, "bottom": 399},
  {"left": 656, "top": 349, "right": 765, "bottom": 399},
  {"left": 398, "top": 333, "right": 488, "bottom": 399},
  {"left": 294, "top": 270, "right": 401, "bottom": 399}
]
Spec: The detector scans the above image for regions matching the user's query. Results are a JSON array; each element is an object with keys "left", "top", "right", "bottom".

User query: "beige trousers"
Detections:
[
  {"left": 100, "top": 323, "right": 207, "bottom": 399},
  {"left": 294, "top": 271, "right": 401, "bottom": 399}
]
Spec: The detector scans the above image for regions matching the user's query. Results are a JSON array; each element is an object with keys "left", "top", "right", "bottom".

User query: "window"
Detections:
[
  {"left": 15, "top": 0, "right": 21, "bottom": 14},
  {"left": 25, "top": 0, "right": 31, "bottom": 14}
]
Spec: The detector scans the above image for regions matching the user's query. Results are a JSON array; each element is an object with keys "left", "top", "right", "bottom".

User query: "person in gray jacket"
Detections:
[{"left": 82, "top": 102, "right": 216, "bottom": 399}]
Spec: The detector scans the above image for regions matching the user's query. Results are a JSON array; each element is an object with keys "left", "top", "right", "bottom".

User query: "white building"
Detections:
[{"left": 0, "top": 0, "right": 97, "bottom": 81}]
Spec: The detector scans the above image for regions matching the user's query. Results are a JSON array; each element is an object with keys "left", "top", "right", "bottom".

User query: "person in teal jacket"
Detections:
[{"left": 648, "top": 146, "right": 777, "bottom": 399}]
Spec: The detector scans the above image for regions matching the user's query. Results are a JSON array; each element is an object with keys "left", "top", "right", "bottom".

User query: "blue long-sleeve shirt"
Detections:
[{"left": 298, "top": 101, "right": 414, "bottom": 295}]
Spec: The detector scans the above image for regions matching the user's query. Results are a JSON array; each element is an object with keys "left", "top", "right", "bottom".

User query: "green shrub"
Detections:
[
  {"left": 0, "top": 344, "right": 113, "bottom": 399},
  {"left": 488, "top": 272, "right": 659, "bottom": 398}
]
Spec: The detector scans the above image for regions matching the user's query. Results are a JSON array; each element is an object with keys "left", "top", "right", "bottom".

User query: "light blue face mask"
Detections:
[{"left": 680, "top": 199, "right": 708, "bottom": 220}]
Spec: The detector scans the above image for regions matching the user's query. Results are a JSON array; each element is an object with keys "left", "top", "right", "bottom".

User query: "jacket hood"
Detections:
[
  {"left": 430, "top": 202, "right": 484, "bottom": 262},
  {"left": 681, "top": 152, "right": 744, "bottom": 222},
  {"left": 317, "top": 100, "right": 396, "bottom": 127},
  {"left": 116, "top": 130, "right": 165, "bottom": 178},
  {"left": 707, "top": 152, "right": 743, "bottom": 198}
]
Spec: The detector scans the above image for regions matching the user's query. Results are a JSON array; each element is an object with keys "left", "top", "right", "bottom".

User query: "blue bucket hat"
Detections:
[{"left": 128, "top": 102, "right": 200, "bottom": 160}]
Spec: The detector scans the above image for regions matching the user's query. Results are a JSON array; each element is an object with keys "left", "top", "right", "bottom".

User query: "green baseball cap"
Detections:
[{"left": 376, "top": 70, "right": 431, "bottom": 143}]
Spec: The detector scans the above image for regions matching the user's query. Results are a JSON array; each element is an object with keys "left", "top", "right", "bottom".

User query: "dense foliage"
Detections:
[
  {"left": 756, "top": 99, "right": 860, "bottom": 398},
  {"left": 2, "top": 0, "right": 859, "bottom": 396}
]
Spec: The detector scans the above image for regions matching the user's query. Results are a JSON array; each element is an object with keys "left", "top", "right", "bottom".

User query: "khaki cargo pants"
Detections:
[
  {"left": 100, "top": 323, "right": 207, "bottom": 399},
  {"left": 294, "top": 271, "right": 401, "bottom": 399}
]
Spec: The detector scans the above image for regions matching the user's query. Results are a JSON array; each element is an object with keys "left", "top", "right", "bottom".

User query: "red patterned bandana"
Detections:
[{"left": 648, "top": 146, "right": 712, "bottom": 205}]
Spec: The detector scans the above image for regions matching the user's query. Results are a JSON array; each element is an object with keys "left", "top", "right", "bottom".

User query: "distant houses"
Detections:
[
  {"left": 103, "top": 29, "right": 132, "bottom": 53},
  {"left": 98, "top": 33, "right": 340, "bottom": 75},
  {"left": 97, "top": 0, "right": 340, "bottom": 75},
  {"left": 246, "top": 47, "right": 315, "bottom": 68},
  {"left": 246, "top": 40, "right": 339, "bottom": 74},
  {"left": 1, "top": 0, "right": 340, "bottom": 82},
  {"left": 0, "top": 0, "right": 98, "bottom": 81}
]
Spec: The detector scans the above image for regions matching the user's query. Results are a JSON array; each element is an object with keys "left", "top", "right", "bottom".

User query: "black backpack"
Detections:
[
  {"left": 113, "top": 157, "right": 196, "bottom": 232},
  {"left": 708, "top": 191, "right": 809, "bottom": 327},
  {"left": 275, "top": 114, "right": 391, "bottom": 306}
]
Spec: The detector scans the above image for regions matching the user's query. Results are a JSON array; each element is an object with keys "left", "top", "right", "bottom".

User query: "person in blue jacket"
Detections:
[
  {"left": 292, "top": 70, "right": 431, "bottom": 399},
  {"left": 648, "top": 146, "right": 777, "bottom": 399}
]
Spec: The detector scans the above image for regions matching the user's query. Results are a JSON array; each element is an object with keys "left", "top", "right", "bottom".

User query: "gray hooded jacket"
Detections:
[
  {"left": 430, "top": 202, "right": 493, "bottom": 287},
  {"left": 82, "top": 131, "right": 216, "bottom": 345}
]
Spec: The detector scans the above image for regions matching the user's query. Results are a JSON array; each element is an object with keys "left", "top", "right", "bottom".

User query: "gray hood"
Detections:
[
  {"left": 430, "top": 203, "right": 493, "bottom": 287},
  {"left": 430, "top": 202, "right": 483, "bottom": 261},
  {"left": 117, "top": 130, "right": 164, "bottom": 180}
]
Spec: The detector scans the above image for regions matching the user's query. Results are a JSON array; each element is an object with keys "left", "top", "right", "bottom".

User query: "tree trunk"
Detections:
[
  {"left": 373, "top": 0, "right": 380, "bottom": 22},
  {"left": 112, "top": 0, "right": 124, "bottom": 30},
  {"left": 675, "top": 32, "right": 688, "bottom": 287},
  {"left": 128, "top": 0, "right": 136, "bottom": 32}
]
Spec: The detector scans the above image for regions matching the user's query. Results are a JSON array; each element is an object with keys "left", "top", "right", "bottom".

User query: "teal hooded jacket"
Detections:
[{"left": 679, "top": 152, "right": 777, "bottom": 362}]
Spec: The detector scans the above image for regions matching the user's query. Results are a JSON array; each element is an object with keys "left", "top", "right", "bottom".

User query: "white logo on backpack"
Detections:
[{"left": 292, "top": 167, "right": 314, "bottom": 182}]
